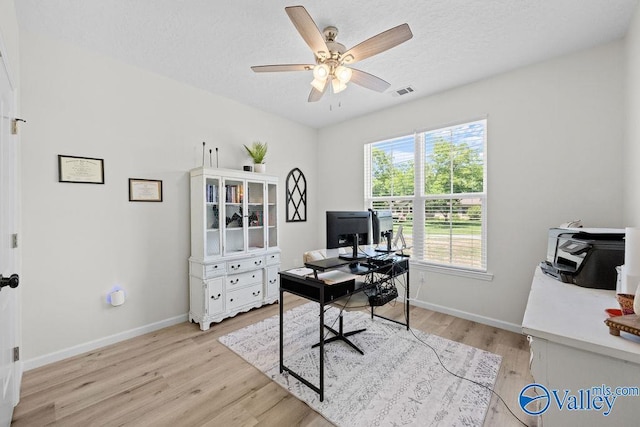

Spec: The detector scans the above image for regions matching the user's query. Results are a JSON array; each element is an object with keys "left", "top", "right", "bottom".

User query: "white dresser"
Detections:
[{"left": 522, "top": 267, "right": 640, "bottom": 426}]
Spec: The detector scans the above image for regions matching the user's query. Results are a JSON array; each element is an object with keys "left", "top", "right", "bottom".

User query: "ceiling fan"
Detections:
[{"left": 251, "top": 5, "right": 413, "bottom": 102}]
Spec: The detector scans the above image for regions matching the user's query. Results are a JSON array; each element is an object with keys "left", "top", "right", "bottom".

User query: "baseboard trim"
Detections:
[
  {"left": 23, "top": 302, "right": 522, "bottom": 371},
  {"left": 408, "top": 299, "right": 523, "bottom": 334},
  {"left": 23, "top": 314, "right": 189, "bottom": 371}
]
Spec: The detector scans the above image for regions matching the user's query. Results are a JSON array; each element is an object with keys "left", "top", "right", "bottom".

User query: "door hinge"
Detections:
[
  {"left": 12, "top": 233, "right": 18, "bottom": 248},
  {"left": 13, "top": 347, "right": 19, "bottom": 362}
]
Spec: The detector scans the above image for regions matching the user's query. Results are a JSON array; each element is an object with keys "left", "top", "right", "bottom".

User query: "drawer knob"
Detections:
[
  {"left": 210, "top": 293, "right": 221, "bottom": 300},
  {"left": 255, "top": 260, "right": 262, "bottom": 265},
  {"left": 230, "top": 279, "right": 239, "bottom": 284},
  {"left": 252, "top": 290, "right": 261, "bottom": 297}
]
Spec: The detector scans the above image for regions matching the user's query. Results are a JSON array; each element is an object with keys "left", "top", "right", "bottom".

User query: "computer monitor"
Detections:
[
  {"left": 326, "top": 211, "right": 370, "bottom": 261},
  {"left": 370, "top": 209, "right": 393, "bottom": 247}
]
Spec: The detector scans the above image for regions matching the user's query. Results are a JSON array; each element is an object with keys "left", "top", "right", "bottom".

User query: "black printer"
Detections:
[{"left": 540, "top": 227, "right": 625, "bottom": 290}]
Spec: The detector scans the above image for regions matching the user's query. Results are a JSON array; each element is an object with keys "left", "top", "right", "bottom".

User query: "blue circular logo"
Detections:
[{"left": 519, "top": 383, "right": 550, "bottom": 415}]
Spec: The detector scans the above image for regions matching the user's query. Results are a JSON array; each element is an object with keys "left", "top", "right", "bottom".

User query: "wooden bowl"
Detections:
[{"left": 616, "top": 293, "right": 635, "bottom": 315}]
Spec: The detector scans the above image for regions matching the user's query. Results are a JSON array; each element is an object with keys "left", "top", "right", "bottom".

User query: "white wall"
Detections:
[
  {"left": 0, "top": 0, "right": 19, "bottom": 86},
  {"left": 319, "top": 42, "right": 625, "bottom": 328},
  {"left": 624, "top": 5, "right": 640, "bottom": 226},
  {"left": 19, "top": 30, "right": 319, "bottom": 363}
]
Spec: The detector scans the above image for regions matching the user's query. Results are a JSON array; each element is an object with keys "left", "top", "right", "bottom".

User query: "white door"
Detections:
[{"left": 0, "top": 52, "right": 20, "bottom": 426}]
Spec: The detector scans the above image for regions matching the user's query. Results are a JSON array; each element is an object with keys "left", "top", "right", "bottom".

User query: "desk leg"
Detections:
[
  {"left": 405, "top": 269, "right": 410, "bottom": 330},
  {"left": 279, "top": 286, "right": 284, "bottom": 373},
  {"left": 319, "top": 283, "right": 324, "bottom": 402},
  {"left": 370, "top": 270, "right": 375, "bottom": 321}
]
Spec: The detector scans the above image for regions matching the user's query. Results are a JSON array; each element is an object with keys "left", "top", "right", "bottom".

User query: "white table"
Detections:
[{"left": 522, "top": 267, "right": 640, "bottom": 426}]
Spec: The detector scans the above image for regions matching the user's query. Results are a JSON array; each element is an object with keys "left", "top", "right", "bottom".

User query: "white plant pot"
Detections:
[{"left": 254, "top": 163, "right": 266, "bottom": 173}]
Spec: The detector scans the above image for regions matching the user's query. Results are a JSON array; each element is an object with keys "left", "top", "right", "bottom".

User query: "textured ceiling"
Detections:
[{"left": 15, "top": 0, "right": 639, "bottom": 128}]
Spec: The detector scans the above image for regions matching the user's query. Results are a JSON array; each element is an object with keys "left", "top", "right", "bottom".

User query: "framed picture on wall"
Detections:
[
  {"left": 58, "top": 155, "right": 105, "bottom": 184},
  {"left": 128, "top": 178, "right": 163, "bottom": 202}
]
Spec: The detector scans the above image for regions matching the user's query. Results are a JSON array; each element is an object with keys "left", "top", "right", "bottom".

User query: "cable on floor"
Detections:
[{"left": 399, "top": 302, "right": 530, "bottom": 427}]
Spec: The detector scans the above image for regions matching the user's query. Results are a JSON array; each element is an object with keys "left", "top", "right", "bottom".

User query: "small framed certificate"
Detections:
[
  {"left": 129, "top": 178, "right": 163, "bottom": 202},
  {"left": 58, "top": 155, "right": 105, "bottom": 184}
]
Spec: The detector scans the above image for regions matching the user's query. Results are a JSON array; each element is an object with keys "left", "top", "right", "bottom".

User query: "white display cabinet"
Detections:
[{"left": 189, "top": 167, "right": 280, "bottom": 330}]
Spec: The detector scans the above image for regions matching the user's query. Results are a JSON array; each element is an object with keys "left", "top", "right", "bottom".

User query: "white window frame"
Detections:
[{"left": 365, "top": 118, "right": 491, "bottom": 278}]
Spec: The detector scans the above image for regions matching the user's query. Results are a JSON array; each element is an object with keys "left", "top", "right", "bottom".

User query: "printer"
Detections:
[{"left": 540, "top": 227, "right": 625, "bottom": 290}]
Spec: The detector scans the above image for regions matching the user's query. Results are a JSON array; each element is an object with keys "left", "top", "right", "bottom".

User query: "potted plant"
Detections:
[{"left": 244, "top": 141, "right": 268, "bottom": 173}]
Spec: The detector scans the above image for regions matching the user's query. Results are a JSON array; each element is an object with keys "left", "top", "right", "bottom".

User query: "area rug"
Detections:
[{"left": 219, "top": 302, "right": 501, "bottom": 426}]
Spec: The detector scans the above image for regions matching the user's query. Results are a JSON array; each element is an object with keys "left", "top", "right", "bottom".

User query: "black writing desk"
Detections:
[{"left": 278, "top": 254, "right": 410, "bottom": 401}]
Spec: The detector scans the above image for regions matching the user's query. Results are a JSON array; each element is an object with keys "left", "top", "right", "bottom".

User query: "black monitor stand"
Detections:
[
  {"left": 375, "top": 231, "right": 394, "bottom": 253},
  {"left": 338, "top": 233, "right": 361, "bottom": 262}
]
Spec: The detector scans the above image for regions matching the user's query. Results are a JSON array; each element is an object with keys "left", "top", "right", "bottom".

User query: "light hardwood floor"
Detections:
[{"left": 12, "top": 296, "right": 537, "bottom": 426}]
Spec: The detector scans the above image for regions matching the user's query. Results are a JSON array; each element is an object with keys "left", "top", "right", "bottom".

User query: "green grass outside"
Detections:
[
  {"left": 391, "top": 218, "right": 483, "bottom": 268},
  {"left": 395, "top": 219, "right": 481, "bottom": 236}
]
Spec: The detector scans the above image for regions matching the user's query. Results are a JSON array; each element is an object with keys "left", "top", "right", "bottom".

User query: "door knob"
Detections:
[{"left": 0, "top": 274, "right": 19, "bottom": 291}]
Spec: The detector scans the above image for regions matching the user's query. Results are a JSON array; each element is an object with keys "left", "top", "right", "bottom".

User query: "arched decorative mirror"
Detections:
[{"left": 286, "top": 168, "right": 307, "bottom": 222}]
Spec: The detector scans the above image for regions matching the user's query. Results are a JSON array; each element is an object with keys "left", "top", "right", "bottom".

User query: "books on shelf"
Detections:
[
  {"left": 206, "top": 184, "right": 217, "bottom": 203},
  {"left": 225, "top": 185, "right": 243, "bottom": 203}
]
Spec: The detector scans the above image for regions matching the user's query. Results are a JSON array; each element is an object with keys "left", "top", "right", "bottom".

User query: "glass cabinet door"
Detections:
[
  {"left": 246, "top": 180, "right": 265, "bottom": 251},
  {"left": 267, "top": 183, "right": 278, "bottom": 248},
  {"left": 205, "top": 177, "right": 221, "bottom": 257},
  {"left": 223, "top": 179, "right": 245, "bottom": 254}
]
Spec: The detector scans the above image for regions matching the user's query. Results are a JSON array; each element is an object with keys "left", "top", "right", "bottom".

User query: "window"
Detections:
[{"left": 365, "top": 119, "right": 487, "bottom": 272}]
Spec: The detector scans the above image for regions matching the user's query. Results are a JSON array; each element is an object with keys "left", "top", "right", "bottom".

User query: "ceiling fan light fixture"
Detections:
[
  {"left": 331, "top": 77, "right": 347, "bottom": 94},
  {"left": 335, "top": 65, "right": 352, "bottom": 83},
  {"left": 313, "top": 64, "right": 330, "bottom": 80},
  {"left": 252, "top": 6, "right": 413, "bottom": 103},
  {"left": 311, "top": 78, "right": 327, "bottom": 92}
]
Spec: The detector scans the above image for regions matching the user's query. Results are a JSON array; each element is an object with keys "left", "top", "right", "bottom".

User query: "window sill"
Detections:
[{"left": 410, "top": 261, "right": 494, "bottom": 281}]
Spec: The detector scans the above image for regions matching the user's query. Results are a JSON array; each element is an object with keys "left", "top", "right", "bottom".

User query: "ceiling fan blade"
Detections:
[
  {"left": 308, "top": 79, "right": 328, "bottom": 102},
  {"left": 349, "top": 68, "right": 391, "bottom": 92},
  {"left": 251, "top": 64, "right": 315, "bottom": 73},
  {"left": 342, "top": 23, "right": 413, "bottom": 64},
  {"left": 285, "top": 6, "right": 329, "bottom": 59}
]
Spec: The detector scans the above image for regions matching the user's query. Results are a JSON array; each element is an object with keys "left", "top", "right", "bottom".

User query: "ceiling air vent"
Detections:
[{"left": 392, "top": 85, "right": 415, "bottom": 97}]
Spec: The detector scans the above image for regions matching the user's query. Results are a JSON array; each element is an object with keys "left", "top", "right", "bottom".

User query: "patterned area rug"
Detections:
[{"left": 219, "top": 303, "right": 501, "bottom": 426}]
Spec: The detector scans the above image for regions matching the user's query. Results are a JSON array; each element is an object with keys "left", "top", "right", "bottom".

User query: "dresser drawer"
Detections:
[
  {"left": 227, "top": 284, "right": 263, "bottom": 311},
  {"left": 227, "top": 256, "right": 265, "bottom": 273},
  {"left": 226, "top": 270, "right": 263, "bottom": 289},
  {"left": 266, "top": 253, "right": 280, "bottom": 266},
  {"left": 205, "top": 262, "right": 225, "bottom": 278},
  {"left": 189, "top": 261, "right": 225, "bottom": 279}
]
